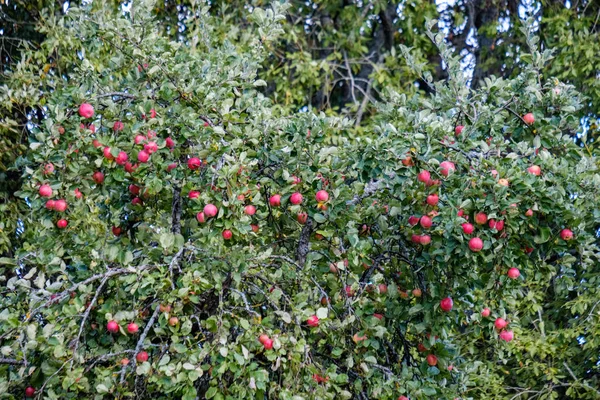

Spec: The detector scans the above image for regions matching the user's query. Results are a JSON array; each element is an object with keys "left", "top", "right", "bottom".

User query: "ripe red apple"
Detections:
[
  {"left": 353, "top": 333, "right": 367, "bottom": 343},
  {"left": 52, "top": 199, "right": 67, "bottom": 212},
  {"left": 523, "top": 113, "right": 535, "bottom": 125},
  {"left": 159, "top": 304, "right": 171, "bottom": 313},
  {"left": 243, "top": 205, "right": 256, "bottom": 216},
  {"left": 129, "top": 184, "right": 140, "bottom": 196},
  {"left": 25, "top": 386, "right": 36, "bottom": 398},
  {"left": 417, "top": 170, "right": 431, "bottom": 183},
  {"left": 307, "top": 315, "right": 319, "bottom": 327},
  {"left": 78, "top": 103, "right": 94, "bottom": 118},
  {"left": 259, "top": 334, "right": 270, "bottom": 345},
  {"left": 121, "top": 358, "right": 129, "bottom": 366},
  {"left": 187, "top": 157, "right": 201, "bottom": 170},
  {"left": 291, "top": 175, "right": 302, "bottom": 185},
  {"left": 168, "top": 317, "right": 178, "bottom": 326},
  {"left": 455, "top": 125, "right": 464, "bottom": 135},
  {"left": 402, "top": 156, "right": 413, "bottom": 166},
  {"left": 468, "top": 237, "right": 483, "bottom": 252},
  {"left": 269, "top": 194, "right": 281, "bottom": 207},
  {"left": 45, "top": 200, "right": 56, "bottom": 210},
  {"left": 196, "top": 212, "right": 206, "bottom": 223},
  {"left": 440, "top": 161, "right": 455, "bottom": 177},
  {"left": 144, "top": 141, "right": 158, "bottom": 154},
  {"left": 112, "top": 226, "right": 122, "bottom": 236},
  {"left": 345, "top": 285, "right": 354, "bottom": 297},
  {"left": 560, "top": 228, "right": 573, "bottom": 241},
  {"left": 136, "top": 351, "right": 149, "bottom": 363},
  {"left": 499, "top": 330, "right": 514, "bottom": 342},
  {"left": 74, "top": 188, "right": 82, "bottom": 199},
  {"left": 222, "top": 230, "right": 232, "bottom": 240},
  {"left": 127, "top": 322, "right": 139, "bottom": 334},
  {"left": 262, "top": 338, "right": 274, "bottom": 350},
  {"left": 116, "top": 151, "right": 128, "bottom": 165},
  {"left": 134, "top": 134, "right": 146, "bottom": 145},
  {"left": 373, "top": 313, "right": 384, "bottom": 320},
  {"left": 167, "top": 163, "right": 177, "bottom": 172},
  {"left": 481, "top": 308, "right": 491, "bottom": 318},
  {"left": 461, "top": 223, "right": 474, "bottom": 235},
  {"left": 315, "top": 190, "right": 329, "bottom": 202},
  {"left": 131, "top": 197, "right": 142, "bottom": 206},
  {"left": 494, "top": 318, "right": 507, "bottom": 330},
  {"left": 507, "top": 267, "right": 520, "bottom": 279},
  {"left": 103, "top": 147, "right": 114, "bottom": 161},
  {"left": 58, "top": 125, "right": 65, "bottom": 134},
  {"left": 113, "top": 121, "right": 124, "bottom": 131},
  {"left": 185, "top": 190, "right": 199, "bottom": 200},
  {"left": 297, "top": 212, "right": 308, "bottom": 224},
  {"left": 408, "top": 215, "right": 420, "bottom": 226},
  {"left": 378, "top": 284, "right": 388, "bottom": 294},
  {"left": 440, "top": 297, "right": 453, "bottom": 312},
  {"left": 527, "top": 165, "right": 541, "bottom": 176},
  {"left": 56, "top": 219, "right": 68, "bottom": 229},
  {"left": 39, "top": 184, "right": 53, "bottom": 197},
  {"left": 251, "top": 224, "right": 259, "bottom": 233},
  {"left": 412, "top": 288, "right": 422, "bottom": 297},
  {"left": 475, "top": 212, "right": 487, "bottom": 225},
  {"left": 107, "top": 320, "right": 119, "bottom": 333},
  {"left": 165, "top": 137, "right": 175, "bottom": 149},
  {"left": 426, "top": 194, "right": 439, "bottom": 206},
  {"left": 137, "top": 150, "right": 150, "bottom": 163},
  {"left": 92, "top": 171, "right": 104, "bottom": 184},
  {"left": 419, "top": 235, "right": 431, "bottom": 245},
  {"left": 498, "top": 178, "right": 509, "bottom": 187},
  {"left": 426, "top": 354, "right": 438, "bottom": 366},
  {"left": 204, "top": 204, "right": 218, "bottom": 218},
  {"left": 43, "top": 163, "right": 55, "bottom": 175},
  {"left": 411, "top": 234, "right": 422, "bottom": 244},
  {"left": 525, "top": 209, "right": 533, "bottom": 217},
  {"left": 420, "top": 215, "right": 432, "bottom": 229},
  {"left": 488, "top": 219, "right": 504, "bottom": 231},
  {"left": 290, "top": 192, "right": 303, "bottom": 205}
]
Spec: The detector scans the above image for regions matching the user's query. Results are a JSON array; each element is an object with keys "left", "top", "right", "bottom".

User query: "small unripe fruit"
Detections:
[
  {"left": 204, "top": 204, "right": 218, "bottom": 218},
  {"left": 290, "top": 192, "right": 303, "bottom": 205},
  {"left": 78, "top": 103, "right": 94, "bottom": 118},
  {"left": 297, "top": 212, "right": 308, "bottom": 224},
  {"left": 499, "top": 330, "right": 514, "bottom": 342},
  {"left": 315, "top": 190, "right": 329, "bottom": 202},
  {"left": 127, "top": 322, "right": 139, "bottom": 334},
  {"left": 121, "top": 358, "right": 130, "bottom": 366},
  {"left": 507, "top": 268, "right": 520, "bottom": 279},
  {"left": 420, "top": 215, "right": 432, "bottom": 229},
  {"left": 475, "top": 212, "right": 488, "bottom": 225},
  {"left": 481, "top": 308, "right": 491, "bottom": 317},
  {"left": 188, "top": 157, "right": 201, "bottom": 170},
  {"left": 560, "top": 228, "right": 573, "bottom": 241},
  {"left": 307, "top": 315, "right": 319, "bottom": 327},
  {"left": 523, "top": 113, "right": 535, "bottom": 125},
  {"left": 58, "top": 126, "right": 65, "bottom": 134},
  {"left": 494, "top": 318, "right": 507, "bottom": 330},
  {"left": 461, "top": 223, "right": 474, "bottom": 234},
  {"left": 57, "top": 219, "right": 68, "bottom": 229},
  {"left": 269, "top": 194, "right": 281, "bottom": 207},
  {"left": 468, "top": 237, "right": 483, "bottom": 252},
  {"left": 417, "top": 170, "right": 431, "bottom": 183},
  {"left": 39, "top": 184, "right": 53, "bottom": 197},
  {"left": 426, "top": 194, "right": 439, "bottom": 206},
  {"left": 107, "top": 320, "right": 119, "bottom": 333},
  {"left": 168, "top": 317, "right": 179, "bottom": 326},
  {"left": 426, "top": 354, "right": 438, "bottom": 366},
  {"left": 92, "top": 171, "right": 104, "bottom": 184},
  {"left": 136, "top": 351, "right": 148, "bottom": 363},
  {"left": 440, "top": 297, "right": 453, "bottom": 312}
]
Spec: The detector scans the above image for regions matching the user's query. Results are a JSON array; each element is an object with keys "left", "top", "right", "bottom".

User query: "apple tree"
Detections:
[{"left": 1, "top": 2, "right": 600, "bottom": 400}]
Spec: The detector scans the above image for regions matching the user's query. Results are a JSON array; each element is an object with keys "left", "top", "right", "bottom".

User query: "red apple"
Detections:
[
  {"left": 136, "top": 351, "right": 148, "bottom": 363},
  {"left": 440, "top": 161, "right": 455, "bottom": 177},
  {"left": 527, "top": 165, "right": 541, "bottom": 176},
  {"left": 468, "top": 237, "right": 483, "bottom": 252},
  {"left": 525, "top": 209, "right": 533, "bottom": 217},
  {"left": 419, "top": 235, "right": 431, "bottom": 245},
  {"left": 116, "top": 151, "right": 128, "bottom": 165},
  {"left": 297, "top": 212, "right": 308, "bottom": 224},
  {"left": 78, "top": 103, "right": 94, "bottom": 118},
  {"left": 426, "top": 354, "right": 438, "bottom": 366},
  {"left": 523, "top": 113, "right": 535, "bottom": 125},
  {"left": 481, "top": 308, "right": 491, "bottom": 318},
  {"left": 56, "top": 219, "right": 68, "bottom": 229},
  {"left": 417, "top": 170, "right": 431, "bottom": 183},
  {"left": 58, "top": 126, "right": 65, "bottom": 134},
  {"left": 408, "top": 215, "right": 420, "bottom": 226},
  {"left": 455, "top": 125, "right": 464, "bottom": 135},
  {"left": 412, "top": 288, "right": 422, "bottom": 297},
  {"left": 222, "top": 230, "right": 232, "bottom": 240},
  {"left": 411, "top": 234, "right": 422, "bottom": 244},
  {"left": 251, "top": 224, "right": 259, "bottom": 233},
  {"left": 121, "top": 358, "right": 129, "bottom": 366},
  {"left": 137, "top": 150, "right": 150, "bottom": 163},
  {"left": 560, "top": 228, "right": 573, "bottom": 241},
  {"left": 129, "top": 184, "right": 140, "bottom": 196},
  {"left": 39, "top": 184, "right": 53, "bottom": 197},
  {"left": 378, "top": 284, "right": 388, "bottom": 294},
  {"left": 488, "top": 219, "right": 504, "bottom": 231},
  {"left": 440, "top": 297, "right": 453, "bottom": 312},
  {"left": 204, "top": 204, "right": 218, "bottom": 218},
  {"left": 420, "top": 215, "right": 432, "bottom": 229},
  {"left": 290, "top": 192, "right": 303, "bottom": 205},
  {"left": 134, "top": 134, "right": 146, "bottom": 144},
  {"left": 144, "top": 141, "right": 158, "bottom": 154},
  {"left": 345, "top": 285, "right": 354, "bottom": 297},
  {"left": 259, "top": 334, "right": 270, "bottom": 345},
  {"left": 131, "top": 197, "right": 142, "bottom": 206},
  {"left": 263, "top": 338, "right": 273, "bottom": 350},
  {"left": 113, "top": 121, "right": 124, "bottom": 131},
  {"left": 74, "top": 188, "right": 82, "bottom": 199},
  {"left": 269, "top": 194, "right": 281, "bottom": 207},
  {"left": 499, "top": 330, "right": 514, "bottom": 342},
  {"left": 127, "top": 322, "right": 139, "bottom": 334},
  {"left": 168, "top": 317, "right": 178, "bottom": 326},
  {"left": 54, "top": 199, "right": 67, "bottom": 212},
  {"left": 426, "top": 194, "right": 439, "bottom": 206},
  {"left": 494, "top": 318, "right": 507, "bottom": 330},
  {"left": 507, "top": 267, "right": 520, "bottom": 279},
  {"left": 187, "top": 157, "right": 202, "bottom": 170},
  {"left": 196, "top": 212, "right": 206, "bottom": 223},
  {"left": 92, "top": 171, "right": 104, "bottom": 184},
  {"left": 315, "top": 190, "right": 329, "bottom": 202},
  {"left": 25, "top": 386, "right": 36, "bottom": 397},
  {"left": 43, "top": 163, "right": 54, "bottom": 175},
  {"left": 112, "top": 226, "right": 122, "bottom": 236},
  {"left": 498, "top": 178, "right": 509, "bottom": 187},
  {"left": 402, "top": 156, "right": 413, "bottom": 166},
  {"left": 353, "top": 333, "right": 367, "bottom": 343},
  {"left": 167, "top": 163, "right": 177, "bottom": 171},
  {"left": 307, "top": 315, "right": 319, "bottom": 327},
  {"left": 165, "top": 137, "right": 175, "bottom": 149},
  {"left": 107, "top": 320, "right": 119, "bottom": 333},
  {"left": 45, "top": 200, "right": 56, "bottom": 210},
  {"left": 475, "top": 212, "right": 487, "bottom": 225},
  {"left": 103, "top": 147, "right": 114, "bottom": 160},
  {"left": 461, "top": 223, "right": 474, "bottom": 234},
  {"left": 373, "top": 313, "right": 384, "bottom": 320},
  {"left": 244, "top": 205, "right": 256, "bottom": 216}
]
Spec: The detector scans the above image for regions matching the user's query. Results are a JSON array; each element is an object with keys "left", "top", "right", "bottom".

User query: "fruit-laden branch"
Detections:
[{"left": 120, "top": 304, "right": 161, "bottom": 384}]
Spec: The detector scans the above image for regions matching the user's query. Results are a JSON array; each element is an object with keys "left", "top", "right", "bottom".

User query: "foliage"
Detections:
[{"left": 1, "top": 1, "right": 600, "bottom": 400}]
